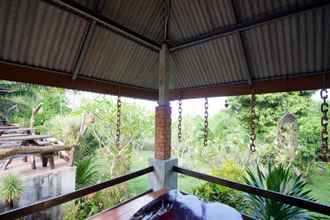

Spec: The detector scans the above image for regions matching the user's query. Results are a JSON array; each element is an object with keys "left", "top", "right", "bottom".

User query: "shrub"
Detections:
[{"left": 193, "top": 160, "right": 248, "bottom": 212}]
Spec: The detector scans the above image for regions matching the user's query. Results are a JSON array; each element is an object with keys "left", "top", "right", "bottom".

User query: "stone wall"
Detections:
[{"left": 0, "top": 165, "right": 76, "bottom": 220}]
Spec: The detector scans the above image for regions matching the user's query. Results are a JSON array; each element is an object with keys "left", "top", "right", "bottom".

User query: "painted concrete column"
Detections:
[
  {"left": 149, "top": 43, "right": 177, "bottom": 191},
  {"left": 155, "top": 43, "right": 171, "bottom": 160}
]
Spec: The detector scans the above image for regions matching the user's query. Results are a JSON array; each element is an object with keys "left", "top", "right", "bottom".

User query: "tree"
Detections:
[
  {"left": 228, "top": 92, "right": 314, "bottom": 136},
  {"left": 0, "top": 81, "right": 70, "bottom": 129}
]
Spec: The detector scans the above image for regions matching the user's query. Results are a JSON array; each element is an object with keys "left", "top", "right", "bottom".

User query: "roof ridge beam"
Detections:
[
  {"left": 72, "top": 0, "right": 104, "bottom": 80},
  {"left": 230, "top": 0, "right": 253, "bottom": 85},
  {"left": 170, "top": 0, "right": 330, "bottom": 52},
  {"left": 43, "top": 0, "right": 161, "bottom": 52}
]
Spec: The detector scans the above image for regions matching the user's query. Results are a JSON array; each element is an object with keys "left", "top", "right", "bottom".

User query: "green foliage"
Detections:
[
  {"left": 193, "top": 160, "right": 247, "bottom": 212},
  {"left": 63, "top": 97, "right": 153, "bottom": 220},
  {"left": 45, "top": 115, "right": 81, "bottom": 145},
  {"left": 0, "top": 173, "right": 24, "bottom": 208},
  {"left": 228, "top": 92, "right": 313, "bottom": 135},
  {"left": 75, "top": 157, "right": 99, "bottom": 189},
  {"left": 244, "top": 162, "right": 315, "bottom": 220},
  {"left": 0, "top": 81, "right": 70, "bottom": 129},
  {"left": 77, "top": 98, "right": 153, "bottom": 178}
]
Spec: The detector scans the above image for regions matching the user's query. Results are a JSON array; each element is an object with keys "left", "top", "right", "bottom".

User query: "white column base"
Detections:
[{"left": 148, "top": 158, "right": 178, "bottom": 191}]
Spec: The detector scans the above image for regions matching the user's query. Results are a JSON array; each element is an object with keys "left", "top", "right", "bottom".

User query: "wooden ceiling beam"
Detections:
[
  {"left": 170, "top": 72, "right": 330, "bottom": 100},
  {"left": 0, "top": 62, "right": 158, "bottom": 101},
  {"left": 43, "top": 0, "right": 161, "bottom": 52}
]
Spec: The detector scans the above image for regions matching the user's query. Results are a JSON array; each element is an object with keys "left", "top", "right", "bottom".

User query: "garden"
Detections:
[{"left": 0, "top": 81, "right": 329, "bottom": 219}]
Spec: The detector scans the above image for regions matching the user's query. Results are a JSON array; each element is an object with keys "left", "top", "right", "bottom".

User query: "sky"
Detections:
[
  {"left": 67, "top": 90, "right": 321, "bottom": 119},
  {"left": 66, "top": 90, "right": 227, "bottom": 119}
]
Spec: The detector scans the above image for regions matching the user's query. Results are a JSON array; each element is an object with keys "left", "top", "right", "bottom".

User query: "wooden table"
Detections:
[
  {"left": 89, "top": 189, "right": 167, "bottom": 220},
  {"left": 0, "top": 135, "right": 52, "bottom": 142},
  {"left": 0, "top": 125, "right": 18, "bottom": 129},
  {"left": 0, "top": 128, "right": 34, "bottom": 134}
]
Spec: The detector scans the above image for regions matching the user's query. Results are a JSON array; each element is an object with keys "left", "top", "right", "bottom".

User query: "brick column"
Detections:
[{"left": 155, "top": 105, "right": 171, "bottom": 160}]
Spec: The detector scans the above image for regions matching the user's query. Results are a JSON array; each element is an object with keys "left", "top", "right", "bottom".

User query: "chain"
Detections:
[
  {"left": 225, "top": 99, "right": 229, "bottom": 108},
  {"left": 203, "top": 97, "right": 209, "bottom": 147},
  {"left": 320, "top": 88, "right": 329, "bottom": 161},
  {"left": 250, "top": 94, "right": 256, "bottom": 152},
  {"left": 116, "top": 96, "right": 121, "bottom": 148},
  {"left": 178, "top": 97, "right": 183, "bottom": 142}
]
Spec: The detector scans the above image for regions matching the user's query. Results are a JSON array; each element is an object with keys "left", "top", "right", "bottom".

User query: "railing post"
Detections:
[{"left": 149, "top": 43, "right": 177, "bottom": 191}]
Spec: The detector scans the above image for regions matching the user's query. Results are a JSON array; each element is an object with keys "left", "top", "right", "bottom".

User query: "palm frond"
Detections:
[
  {"left": 244, "top": 162, "right": 315, "bottom": 220},
  {"left": 75, "top": 157, "right": 98, "bottom": 189}
]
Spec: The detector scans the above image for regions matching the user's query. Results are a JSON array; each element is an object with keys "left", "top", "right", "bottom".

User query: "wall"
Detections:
[{"left": 0, "top": 165, "right": 76, "bottom": 220}]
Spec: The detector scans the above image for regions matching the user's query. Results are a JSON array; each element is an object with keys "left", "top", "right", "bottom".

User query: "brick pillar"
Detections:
[{"left": 155, "top": 105, "right": 171, "bottom": 160}]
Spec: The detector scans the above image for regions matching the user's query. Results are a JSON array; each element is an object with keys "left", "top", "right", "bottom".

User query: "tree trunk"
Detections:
[
  {"left": 0, "top": 145, "right": 71, "bottom": 160},
  {"left": 30, "top": 103, "right": 42, "bottom": 129}
]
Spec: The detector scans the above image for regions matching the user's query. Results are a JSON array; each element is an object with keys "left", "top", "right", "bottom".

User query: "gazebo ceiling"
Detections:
[{"left": 0, "top": 0, "right": 329, "bottom": 100}]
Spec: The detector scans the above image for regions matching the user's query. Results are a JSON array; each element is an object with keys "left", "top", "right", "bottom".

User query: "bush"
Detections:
[{"left": 193, "top": 160, "right": 248, "bottom": 212}]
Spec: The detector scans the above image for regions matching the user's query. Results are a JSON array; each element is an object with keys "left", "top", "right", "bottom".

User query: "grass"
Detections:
[
  {"left": 307, "top": 164, "right": 330, "bottom": 205},
  {"left": 127, "top": 150, "right": 153, "bottom": 196}
]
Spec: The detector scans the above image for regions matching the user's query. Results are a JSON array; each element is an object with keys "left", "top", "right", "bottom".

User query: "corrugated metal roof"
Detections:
[
  {"left": 0, "top": 0, "right": 329, "bottom": 94},
  {"left": 168, "top": 0, "right": 236, "bottom": 42},
  {"left": 242, "top": 6, "right": 330, "bottom": 80},
  {"left": 79, "top": 25, "right": 159, "bottom": 89},
  {"left": 0, "top": 0, "right": 88, "bottom": 73},
  {"left": 170, "top": 34, "right": 249, "bottom": 88},
  {"left": 101, "top": 0, "right": 164, "bottom": 42},
  {"left": 235, "top": 0, "right": 314, "bottom": 21},
  {"left": 72, "top": 0, "right": 164, "bottom": 42}
]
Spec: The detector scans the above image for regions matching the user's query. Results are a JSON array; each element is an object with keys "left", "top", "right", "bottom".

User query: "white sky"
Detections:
[
  {"left": 66, "top": 90, "right": 227, "bottom": 119},
  {"left": 67, "top": 90, "right": 320, "bottom": 119}
]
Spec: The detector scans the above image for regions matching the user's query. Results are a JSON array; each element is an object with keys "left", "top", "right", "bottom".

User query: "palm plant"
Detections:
[
  {"left": 0, "top": 173, "right": 24, "bottom": 208},
  {"left": 244, "top": 162, "right": 314, "bottom": 220},
  {"left": 75, "top": 157, "right": 98, "bottom": 189}
]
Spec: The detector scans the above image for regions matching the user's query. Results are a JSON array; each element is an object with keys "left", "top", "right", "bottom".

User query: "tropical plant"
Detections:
[
  {"left": 0, "top": 173, "right": 24, "bottom": 208},
  {"left": 244, "top": 162, "right": 315, "bottom": 219},
  {"left": 75, "top": 157, "right": 99, "bottom": 189}
]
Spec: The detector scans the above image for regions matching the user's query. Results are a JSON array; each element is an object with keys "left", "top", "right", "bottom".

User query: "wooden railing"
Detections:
[
  {"left": 173, "top": 166, "right": 330, "bottom": 216},
  {"left": 0, "top": 166, "right": 153, "bottom": 219}
]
